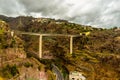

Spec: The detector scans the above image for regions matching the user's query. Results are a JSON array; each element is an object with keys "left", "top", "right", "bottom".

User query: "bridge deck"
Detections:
[{"left": 16, "top": 31, "right": 81, "bottom": 37}]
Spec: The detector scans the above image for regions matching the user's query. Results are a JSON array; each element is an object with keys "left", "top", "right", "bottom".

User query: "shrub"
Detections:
[
  {"left": 1, "top": 64, "right": 19, "bottom": 78},
  {"left": 24, "top": 62, "right": 33, "bottom": 68}
]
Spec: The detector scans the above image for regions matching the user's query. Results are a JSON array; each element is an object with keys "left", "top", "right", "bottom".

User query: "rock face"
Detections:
[
  {"left": 0, "top": 20, "right": 26, "bottom": 59},
  {"left": 0, "top": 20, "right": 27, "bottom": 79},
  {"left": 0, "top": 20, "right": 54, "bottom": 80}
]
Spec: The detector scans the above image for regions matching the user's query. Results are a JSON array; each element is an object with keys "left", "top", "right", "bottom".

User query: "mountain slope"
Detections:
[{"left": 0, "top": 15, "right": 120, "bottom": 80}]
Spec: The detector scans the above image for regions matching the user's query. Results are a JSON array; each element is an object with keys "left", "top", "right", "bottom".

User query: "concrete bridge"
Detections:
[{"left": 12, "top": 31, "right": 81, "bottom": 58}]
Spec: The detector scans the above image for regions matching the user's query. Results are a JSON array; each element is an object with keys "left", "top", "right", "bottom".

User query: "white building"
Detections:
[
  {"left": 69, "top": 71, "right": 86, "bottom": 80},
  {"left": 11, "top": 31, "right": 14, "bottom": 37}
]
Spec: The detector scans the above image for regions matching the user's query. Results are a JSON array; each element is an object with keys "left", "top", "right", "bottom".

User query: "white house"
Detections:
[
  {"left": 69, "top": 71, "right": 86, "bottom": 80},
  {"left": 11, "top": 31, "right": 14, "bottom": 37}
]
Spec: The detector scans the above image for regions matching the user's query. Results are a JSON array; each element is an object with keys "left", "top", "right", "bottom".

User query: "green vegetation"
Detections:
[
  {"left": 1, "top": 64, "right": 19, "bottom": 78},
  {"left": 40, "top": 59, "right": 52, "bottom": 70},
  {"left": 24, "top": 62, "right": 33, "bottom": 68},
  {"left": 26, "top": 77, "right": 39, "bottom": 80}
]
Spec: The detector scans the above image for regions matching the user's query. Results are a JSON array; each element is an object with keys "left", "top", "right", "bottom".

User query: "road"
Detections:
[{"left": 52, "top": 63, "right": 64, "bottom": 80}]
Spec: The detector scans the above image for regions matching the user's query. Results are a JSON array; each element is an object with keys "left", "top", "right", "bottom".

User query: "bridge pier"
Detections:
[
  {"left": 70, "top": 36, "right": 73, "bottom": 54},
  {"left": 39, "top": 35, "right": 42, "bottom": 58}
]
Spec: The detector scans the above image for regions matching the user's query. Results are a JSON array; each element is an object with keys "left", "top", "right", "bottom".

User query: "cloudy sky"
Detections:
[{"left": 0, "top": 0, "right": 120, "bottom": 28}]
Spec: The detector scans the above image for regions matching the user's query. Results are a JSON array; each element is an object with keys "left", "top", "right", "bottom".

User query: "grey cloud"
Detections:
[
  {"left": 65, "top": 0, "right": 120, "bottom": 28},
  {"left": 18, "top": 0, "right": 69, "bottom": 17},
  {"left": 0, "top": 0, "right": 26, "bottom": 16},
  {"left": 0, "top": 0, "right": 120, "bottom": 28}
]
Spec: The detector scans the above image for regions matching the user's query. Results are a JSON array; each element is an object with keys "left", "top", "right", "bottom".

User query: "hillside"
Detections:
[
  {"left": 0, "top": 20, "right": 56, "bottom": 80},
  {"left": 0, "top": 15, "right": 120, "bottom": 80}
]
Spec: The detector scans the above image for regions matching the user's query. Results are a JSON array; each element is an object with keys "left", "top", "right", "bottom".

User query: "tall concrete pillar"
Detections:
[
  {"left": 39, "top": 35, "right": 42, "bottom": 58},
  {"left": 70, "top": 36, "right": 73, "bottom": 54}
]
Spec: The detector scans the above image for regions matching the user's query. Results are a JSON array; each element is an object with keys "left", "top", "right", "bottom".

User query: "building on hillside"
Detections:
[
  {"left": 11, "top": 30, "right": 14, "bottom": 37},
  {"left": 32, "top": 18, "right": 48, "bottom": 23},
  {"left": 114, "top": 27, "right": 120, "bottom": 31},
  {"left": 69, "top": 71, "right": 86, "bottom": 80},
  {"left": 79, "top": 32, "right": 91, "bottom": 36}
]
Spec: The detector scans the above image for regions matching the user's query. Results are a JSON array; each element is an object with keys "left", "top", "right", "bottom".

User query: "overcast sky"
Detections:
[{"left": 0, "top": 0, "right": 120, "bottom": 28}]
